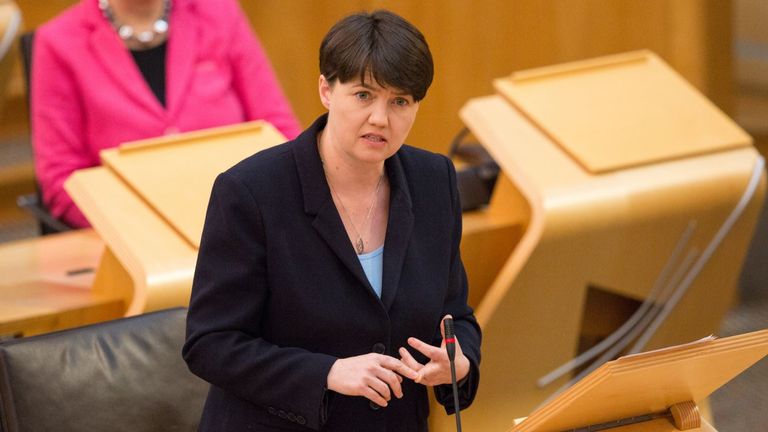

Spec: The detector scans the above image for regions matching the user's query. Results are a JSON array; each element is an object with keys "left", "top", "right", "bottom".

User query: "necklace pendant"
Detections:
[{"left": 355, "top": 238, "right": 365, "bottom": 255}]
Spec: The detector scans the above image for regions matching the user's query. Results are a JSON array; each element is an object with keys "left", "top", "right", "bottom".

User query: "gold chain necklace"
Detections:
[{"left": 325, "top": 170, "right": 384, "bottom": 255}]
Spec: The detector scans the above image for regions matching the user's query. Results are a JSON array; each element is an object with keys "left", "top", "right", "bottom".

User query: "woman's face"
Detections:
[{"left": 319, "top": 74, "right": 419, "bottom": 166}]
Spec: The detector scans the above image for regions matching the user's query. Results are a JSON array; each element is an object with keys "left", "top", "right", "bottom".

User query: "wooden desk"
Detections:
[
  {"left": 509, "top": 330, "right": 768, "bottom": 432},
  {"left": 0, "top": 229, "right": 124, "bottom": 338},
  {"left": 429, "top": 52, "right": 766, "bottom": 432},
  {"left": 65, "top": 121, "right": 285, "bottom": 316},
  {"left": 512, "top": 416, "right": 717, "bottom": 432}
]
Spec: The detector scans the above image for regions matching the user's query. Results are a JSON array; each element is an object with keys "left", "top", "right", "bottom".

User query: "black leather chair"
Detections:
[
  {"left": 0, "top": 308, "right": 208, "bottom": 432},
  {"left": 449, "top": 127, "right": 499, "bottom": 212},
  {"left": 15, "top": 30, "right": 73, "bottom": 235}
]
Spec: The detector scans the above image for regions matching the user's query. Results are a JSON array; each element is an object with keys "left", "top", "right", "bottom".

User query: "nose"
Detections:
[{"left": 368, "top": 99, "right": 388, "bottom": 128}]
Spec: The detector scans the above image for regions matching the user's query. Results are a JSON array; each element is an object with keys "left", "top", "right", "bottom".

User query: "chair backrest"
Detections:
[
  {"left": 18, "top": 30, "right": 31, "bottom": 106},
  {"left": 15, "top": 29, "right": 73, "bottom": 235},
  {"left": 0, "top": 308, "right": 209, "bottom": 432}
]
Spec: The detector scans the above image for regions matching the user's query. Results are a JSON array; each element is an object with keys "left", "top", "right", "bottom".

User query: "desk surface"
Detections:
[{"left": 0, "top": 229, "right": 124, "bottom": 338}]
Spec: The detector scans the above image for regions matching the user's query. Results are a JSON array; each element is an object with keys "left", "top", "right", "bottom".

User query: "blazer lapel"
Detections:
[
  {"left": 294, "top": 116, "right": 378, "bottom": 299},
  {"left": 165, "top": 0, "right": 198, "bottom": 121},
  {"left": 88, "top": 16, "right": 164, "bottom": 117},
  {"left": 312, "top": 201, "right": 376, "bottom": 295},
  {"left": 380, "top": 154, "right": 414, "bottom": 312}
]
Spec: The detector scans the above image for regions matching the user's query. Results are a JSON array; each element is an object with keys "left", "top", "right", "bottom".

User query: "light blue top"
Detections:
[{"left": 358, "top": 245, "right": 384, "bottom": 298}]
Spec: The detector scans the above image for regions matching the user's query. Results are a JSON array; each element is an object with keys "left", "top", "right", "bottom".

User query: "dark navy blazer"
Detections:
[{"left": 183, "top": 115, "right": 481, "bottom": 432}]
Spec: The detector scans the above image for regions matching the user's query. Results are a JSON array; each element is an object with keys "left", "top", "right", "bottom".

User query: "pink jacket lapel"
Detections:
[
  {"left": 83, "top": 0, "right": 164, "bottom": 117},
  {"left": 165, "top": 0, "right": 198, "bottom": 121}
]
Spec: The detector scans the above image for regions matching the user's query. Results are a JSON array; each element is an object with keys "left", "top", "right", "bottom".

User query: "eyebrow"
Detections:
[
  {"left": 355, "top": 82, "right": 412, "bottom": 97},
  {"left": 356, "top": 82, "right": 380, "bottom": 91}
]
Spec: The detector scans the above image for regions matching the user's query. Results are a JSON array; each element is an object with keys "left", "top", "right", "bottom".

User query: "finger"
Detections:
[
  {"left": 373, "top": 364, "right": 404, "bottom": 398},
  {"left": 399, "top": 347, "right": 424, "bottom": 372},
  {"left": 415, "top": 362, "right": 442, "bottom": 386},
  {"left": 365, "top": 375, "right": 392, "bottom": 402},
  {"left": 362, "top": 385, "right": 388, "bottom": 407},
  {"left": 452, "top": 336, "right": 464, "bottom": 356},
  {"left": 408, "top": 337, "right": 443, "bottom": 360},
  {"left": 381, "top": 369, "right": 404, "bottom": 398},
  {"left": 381, "top": 355, "right": 419, "bottom": 380}
]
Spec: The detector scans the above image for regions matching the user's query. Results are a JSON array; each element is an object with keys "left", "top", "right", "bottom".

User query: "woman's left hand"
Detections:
[{"left": 398, "top": 315, "right": 470, "bottom": 386}]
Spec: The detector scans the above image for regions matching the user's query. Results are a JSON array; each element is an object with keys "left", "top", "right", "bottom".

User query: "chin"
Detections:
[{"left": 360, "top": 148, "right": 398, "bottom": 165}]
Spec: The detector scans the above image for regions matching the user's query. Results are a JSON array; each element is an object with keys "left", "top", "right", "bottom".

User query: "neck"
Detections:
[
  {"left": 318, "top": 130, "right": 385, "bottom": 191},
  {"left": 108, "top": 0, "right": 164, "bottom": 23},
  {"left": 101, "top": 0, "right": 170, "bottom": 48}
]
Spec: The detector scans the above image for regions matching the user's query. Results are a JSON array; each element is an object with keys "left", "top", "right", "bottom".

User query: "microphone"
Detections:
[{"left": 444, "top": 317, "right": 462, "bottom": 432}]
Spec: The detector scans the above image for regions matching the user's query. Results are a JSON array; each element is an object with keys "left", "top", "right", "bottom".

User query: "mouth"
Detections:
[{"left": 362, "top": 133, "right": 387, "bottom": 144}]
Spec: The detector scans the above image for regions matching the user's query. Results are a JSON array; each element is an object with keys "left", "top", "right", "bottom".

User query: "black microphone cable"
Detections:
[{"left": 443, "top": 317, "right": 462, "bottom": 432}]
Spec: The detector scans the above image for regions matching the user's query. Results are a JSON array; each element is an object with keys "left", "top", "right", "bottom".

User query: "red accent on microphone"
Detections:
[{"left": 444, "top": 337, "right": 456, "bottom": 344}]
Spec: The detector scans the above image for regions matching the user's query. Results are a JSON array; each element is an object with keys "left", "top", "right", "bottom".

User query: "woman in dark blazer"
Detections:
[{"left": 183, "top": 10, "right": 481, "bottom": 432}]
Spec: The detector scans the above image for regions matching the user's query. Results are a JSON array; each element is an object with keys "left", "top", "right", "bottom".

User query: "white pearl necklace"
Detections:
[{"left": 98, "top": 0, "right": 170, "bottom": 46}]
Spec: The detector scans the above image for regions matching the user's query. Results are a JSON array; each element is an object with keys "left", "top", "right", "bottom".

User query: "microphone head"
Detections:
[
  {"left": 443, "top": 317, "right": 456, "bottom": 362},
  {"left": 444, "top": 317, "right": 455, "bottom": 340}
]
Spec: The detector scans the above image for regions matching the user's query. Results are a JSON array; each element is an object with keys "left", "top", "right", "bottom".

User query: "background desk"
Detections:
[{"left": 0, "top": 229, "right": 123, "bottom": 338}]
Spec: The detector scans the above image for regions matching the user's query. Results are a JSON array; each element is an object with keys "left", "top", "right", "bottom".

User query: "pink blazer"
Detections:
[{"left": 31, "top": 0, "right": 301, "bottom": 228}]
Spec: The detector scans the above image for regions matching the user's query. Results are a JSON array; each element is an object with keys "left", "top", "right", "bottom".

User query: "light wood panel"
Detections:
[
  {"left": 3, "top": 1, "right": 734, "bottom": 153},
  {"left": 512, "top": 330, "right": 768, "bottom": 431},
  {"left": 0, "top": 229, "right": 124, "bottom": 338},
  {"left": 65, "top": 121, "right": 285, "bottom": 315},
  {"left": 495, "top": 51, "right": 750, "bottom": 173},
  {"left": 0, "top": 0, "right": 21, "bottom": 113},
  {"left": 102, "top": 121, "right": 284, "bottom": 248},
  {"left": 734, "top": 0, "right": 768, "bottom": 88},
  {"left": 243, "top": 1, "right": 734, "bottom": 154},
  {"left": 447, "top": 93, "right": 765, "bottom": 431},
  {"left": 426, "top": 50, "right": 766, "bottom": 430}
]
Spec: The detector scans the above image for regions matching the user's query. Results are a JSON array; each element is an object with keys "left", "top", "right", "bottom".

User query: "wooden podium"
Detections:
[
  {"left": 433, "top": 51, "right": 767, "bottom": 430},
  {"left": 65, "top": 121, "right": 285, "bottom": 316},
  {"left": 511, "top": 329, "right": 768, "bottom": 432}
]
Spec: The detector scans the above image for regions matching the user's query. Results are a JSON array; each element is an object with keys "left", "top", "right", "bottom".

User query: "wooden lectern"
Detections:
[
  {"left": 511, "top": 329, "right": 768, "bottom": 432},
  {"left": 65, "top": 121, "right": 285, "bottom": 316},
  {"left": 432, "top": 51, "right": 766, "bottom": 430}
]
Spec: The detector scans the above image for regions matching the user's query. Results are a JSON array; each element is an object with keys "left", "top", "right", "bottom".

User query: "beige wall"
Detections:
[
  {"left": 244, "top": 1, "right": 733, "bottom": 154},
  {"left": 4, "top": 0, "right": 733, "bottom": 154}
]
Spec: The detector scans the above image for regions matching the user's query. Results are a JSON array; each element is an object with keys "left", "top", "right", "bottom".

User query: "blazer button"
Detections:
[
  {"left": 372, "top": 343, "right": 386, "bottom": 354},
  {"left": 369, "top": 401, "right": 381, "bottom": 410},
  {"left": 296, "top": 415, "right": 306, "bottom": 425}
]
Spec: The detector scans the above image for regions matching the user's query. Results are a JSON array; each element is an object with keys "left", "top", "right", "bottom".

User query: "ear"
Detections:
[{"left": 318, "top": 75, "right": 332, "bottom": 109}]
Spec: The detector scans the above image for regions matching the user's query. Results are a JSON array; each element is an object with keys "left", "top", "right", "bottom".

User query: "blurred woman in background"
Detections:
[{"left": 32, "top": 0, "right": 300, "bottom": 228}]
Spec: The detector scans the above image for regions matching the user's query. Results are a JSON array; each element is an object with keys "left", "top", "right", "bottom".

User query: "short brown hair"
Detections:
[{"left": 319, "top": 10, "right": 433, "bottom": 101}]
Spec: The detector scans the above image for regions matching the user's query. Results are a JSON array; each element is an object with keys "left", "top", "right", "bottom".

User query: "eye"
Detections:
[
  {"left": 393, "top": 97, "right": 410, "bottom": 107},
  {"left": 355, "top": 91, "right": 371, "bottom": 101}
]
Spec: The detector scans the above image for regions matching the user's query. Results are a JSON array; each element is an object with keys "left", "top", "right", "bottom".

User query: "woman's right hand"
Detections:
[{"left": 327, "top": 353, "right": 419, "bottom": 407}]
